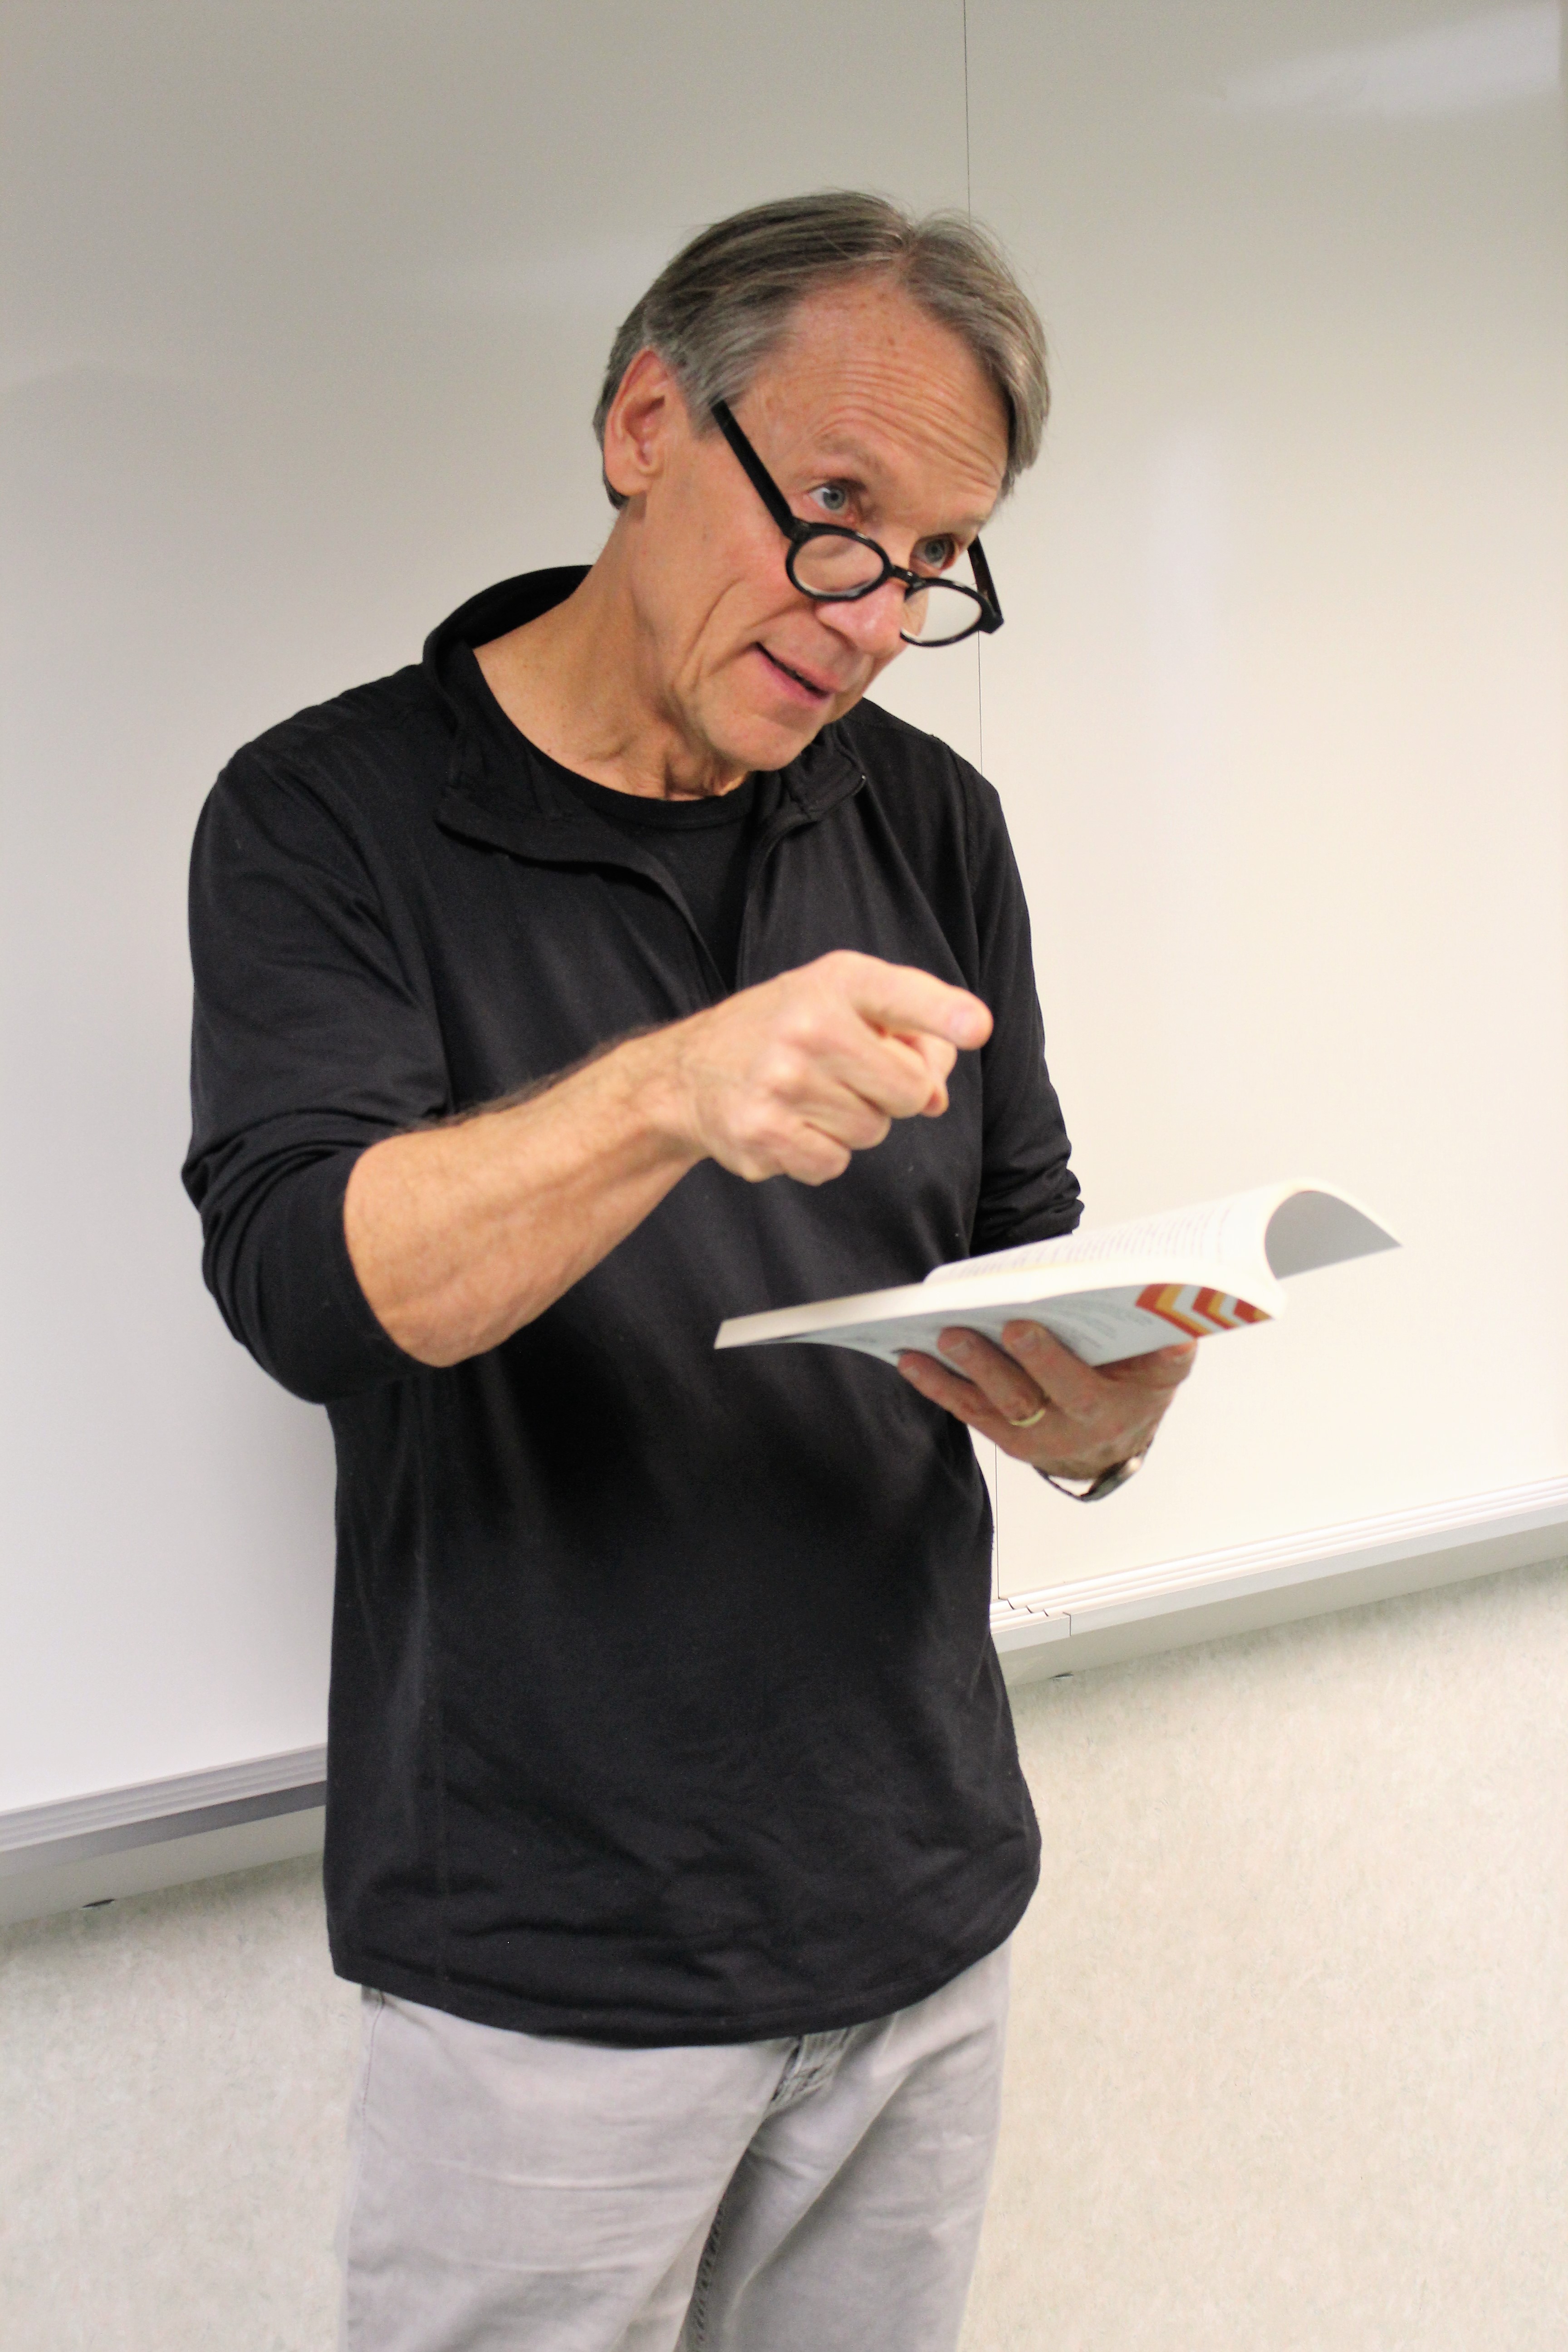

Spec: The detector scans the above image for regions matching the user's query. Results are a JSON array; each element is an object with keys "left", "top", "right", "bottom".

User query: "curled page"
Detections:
[{"left": 926, "top": 1181, "right": 1396, "bottom": 1289}]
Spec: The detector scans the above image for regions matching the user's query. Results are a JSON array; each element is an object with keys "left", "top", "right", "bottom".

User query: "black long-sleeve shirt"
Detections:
[{"left": 184, "top": 568, "right": 1082, "bottom": 2044}]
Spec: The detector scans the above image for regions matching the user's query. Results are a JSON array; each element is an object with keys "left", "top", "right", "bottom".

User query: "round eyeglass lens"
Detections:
[
  {"left": 790, "top": 531, "right": 886, "bottom": 597},
  {"left": 901, "top": 545, "right": 988, "bottom": 642},
  {"left": 788, "top": 534, "right": 988, "bottom": 644},
  {"left": 901, "top": 578, "right": 984, "bottom": 644}
]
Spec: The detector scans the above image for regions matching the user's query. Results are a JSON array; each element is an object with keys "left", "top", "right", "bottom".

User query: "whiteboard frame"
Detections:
[{"left": 5, "top": 1478, "right": 1563, "bottom": 1925}]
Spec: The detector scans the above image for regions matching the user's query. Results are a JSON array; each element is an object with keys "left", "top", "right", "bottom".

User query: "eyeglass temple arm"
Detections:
[
  {"left": 968, "top": 536, "right": 1004, "bottom": 631},
  {"left": 710, "top": 401, "right": 802, "bottom": 538}
]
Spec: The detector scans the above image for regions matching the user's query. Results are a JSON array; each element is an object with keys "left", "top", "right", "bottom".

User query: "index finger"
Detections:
[{"left": 835, "top": 953, "right": 992, "bottom": 1051}]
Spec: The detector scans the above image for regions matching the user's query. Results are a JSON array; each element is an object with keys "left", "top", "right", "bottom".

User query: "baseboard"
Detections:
[
  {"left": 0, "top": 1748, "right": 327, "bottom": 1927},
  {"left": 994, "top": 1474, "right": 1568, "bottom": 1686}
]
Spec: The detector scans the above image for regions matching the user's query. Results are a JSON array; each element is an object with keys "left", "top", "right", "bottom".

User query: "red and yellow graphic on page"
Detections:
[{"left": 1136, "top": 1284, "right": 1272, "bottom": 1340}]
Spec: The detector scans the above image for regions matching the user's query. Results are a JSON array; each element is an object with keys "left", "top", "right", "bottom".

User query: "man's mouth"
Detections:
[{"left": 755, "top": 644, "right": 841, "bottom": 702}]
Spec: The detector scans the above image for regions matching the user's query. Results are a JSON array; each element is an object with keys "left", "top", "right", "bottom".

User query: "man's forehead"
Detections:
[{"left": 752, "top": 280, "right": 1009, "bottom": 500}]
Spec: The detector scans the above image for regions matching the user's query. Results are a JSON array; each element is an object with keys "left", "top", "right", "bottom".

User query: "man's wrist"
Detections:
[
  {"left": 603, "top": 1021, "right": 709, "bottom": 1172},
  {"left": 1036, "top": 1441, "right": 1152, "bottom": 1502}
]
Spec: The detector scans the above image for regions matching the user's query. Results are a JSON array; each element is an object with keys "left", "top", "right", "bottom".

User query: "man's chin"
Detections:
[{"left": 716, "top": 691, "right": 856, "bottom": 777}]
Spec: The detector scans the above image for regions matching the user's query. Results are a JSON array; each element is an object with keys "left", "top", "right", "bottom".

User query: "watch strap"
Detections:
[{"left": 1038, "top": 1445, "right": 1149, "bottom": 1503}]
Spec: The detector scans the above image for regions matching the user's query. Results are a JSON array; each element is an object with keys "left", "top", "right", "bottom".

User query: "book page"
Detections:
[{"left": 924, "top": 1185, "right": 1280, "bottom": 1288}]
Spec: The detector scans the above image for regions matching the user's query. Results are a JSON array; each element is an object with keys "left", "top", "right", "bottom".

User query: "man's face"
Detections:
[{"left": 605, "top": 276, "right": 1010, "bottom": 782}]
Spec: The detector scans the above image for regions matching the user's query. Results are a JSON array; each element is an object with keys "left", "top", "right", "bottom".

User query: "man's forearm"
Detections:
[
  {"left": 343, "top": 1029, "right": 698, "bottom": 1367},
  {"left": 343, "top": 952, "right": 990, "bottom": 1370}
]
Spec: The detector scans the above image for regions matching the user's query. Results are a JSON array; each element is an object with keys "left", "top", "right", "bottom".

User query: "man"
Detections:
[{"left": 185, "top": 193, "right": 1192, "bottom": 2352}]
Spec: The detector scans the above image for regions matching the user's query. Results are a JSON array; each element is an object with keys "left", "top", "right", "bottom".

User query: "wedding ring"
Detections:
[{"left": 1007, "top": 1405, "right": 1048, "bottom": 1429}]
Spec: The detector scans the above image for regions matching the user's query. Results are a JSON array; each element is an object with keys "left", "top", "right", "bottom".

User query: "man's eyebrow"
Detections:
[{"left": 804, "top": 441, "right": 992, "bottom": 538}]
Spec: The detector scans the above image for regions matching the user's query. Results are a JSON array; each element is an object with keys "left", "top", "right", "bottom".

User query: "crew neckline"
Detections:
[{"left": 456, "top": 642, "right": 757, "bottom": 828}]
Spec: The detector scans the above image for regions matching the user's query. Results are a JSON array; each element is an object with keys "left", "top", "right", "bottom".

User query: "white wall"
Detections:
[
  {"left": 972, "top": 0, "right": 1568, "bottom": 1592},
  {"left": 5, "top": 1559, "right": 1564, "bottom": 2350},
  {"left": 4, "top": 0, "right": 1563, "bottom": 1816}
]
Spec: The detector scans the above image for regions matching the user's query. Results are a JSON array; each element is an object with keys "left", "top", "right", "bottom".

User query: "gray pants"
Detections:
[{"left": 337, "top": 1941, "right": 1010, "bottom": 2352}]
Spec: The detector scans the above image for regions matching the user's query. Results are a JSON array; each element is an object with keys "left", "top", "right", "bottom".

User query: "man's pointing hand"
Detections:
[
  {"left": 345, "top": 952, "right": 990, "bottom": 1367},
  {"left": 659, "top": 950, "right": 992, "bottom": 1185}
]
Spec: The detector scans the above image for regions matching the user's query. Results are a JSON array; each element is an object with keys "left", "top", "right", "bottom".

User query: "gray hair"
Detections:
[{"left": 592, "top": 191, "right": 1048, "bottom": 510}]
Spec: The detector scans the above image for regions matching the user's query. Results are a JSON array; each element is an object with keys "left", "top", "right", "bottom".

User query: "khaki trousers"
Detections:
[{"left": 337, "top": 1941, "right": 1010, "bottom": 2352}]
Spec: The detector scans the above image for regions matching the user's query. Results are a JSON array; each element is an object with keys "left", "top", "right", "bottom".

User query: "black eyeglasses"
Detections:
[{"left": 710, "top": 400, "right": 1004, "bottom": 648}]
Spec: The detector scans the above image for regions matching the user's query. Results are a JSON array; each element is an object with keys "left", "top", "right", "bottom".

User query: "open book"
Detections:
[{"left": 715, "top": 1181, "right": 1398, "bottom": 1370}]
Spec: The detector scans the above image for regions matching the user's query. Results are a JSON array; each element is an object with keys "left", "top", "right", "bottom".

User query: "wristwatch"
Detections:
[{"left": 1038, "top": 1443, "right": 1150, "bottom": 1502}]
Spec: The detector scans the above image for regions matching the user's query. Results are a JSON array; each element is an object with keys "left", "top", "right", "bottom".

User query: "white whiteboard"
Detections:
[{"left": 1, "top": 1, "right": 1563, "bottom": 1812}]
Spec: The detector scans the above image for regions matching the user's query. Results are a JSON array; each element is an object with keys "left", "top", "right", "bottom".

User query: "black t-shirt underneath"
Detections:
[
  {"left": 552, "top": 768, "right": 772, "bottom": 994},
  {"left": 459, "top": 644, "right": 772, "bottom": 991}
]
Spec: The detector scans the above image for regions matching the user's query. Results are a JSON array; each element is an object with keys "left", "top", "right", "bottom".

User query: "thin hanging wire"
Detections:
[
  {"left": 960, "top": 0, "right": 985, "bottom": 781},
  {"left": 961, "top": 0, "right": 999, "bottom": 1605},
  {"left": 961, "top": 0, "right": 973, "bottom": 216}
]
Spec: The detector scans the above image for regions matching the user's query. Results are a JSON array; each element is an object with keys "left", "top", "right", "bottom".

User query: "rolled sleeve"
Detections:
[{"left": 182, "top": 746, "right": 441, "bottom": 1402}]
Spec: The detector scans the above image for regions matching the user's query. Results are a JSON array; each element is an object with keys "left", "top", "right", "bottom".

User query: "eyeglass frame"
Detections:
[{"left": 709, "top": 399, "right": 1004, "bottom": 648}]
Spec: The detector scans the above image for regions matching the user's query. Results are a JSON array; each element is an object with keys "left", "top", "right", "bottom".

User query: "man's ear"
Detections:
[{"left": 602, "top": 348, "right": 687, "bottom": 505}]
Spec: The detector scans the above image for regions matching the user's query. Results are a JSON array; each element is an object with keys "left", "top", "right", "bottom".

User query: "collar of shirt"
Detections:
[{"left": 421, "top": 569, "right": 866, "bottom": 874}]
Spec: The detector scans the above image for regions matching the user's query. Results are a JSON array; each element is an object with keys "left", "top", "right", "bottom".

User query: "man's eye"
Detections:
[
  {"left": 914, "top": 536, "right": 957, "bottom": 573},
  {"left": 811, "top": 484, "right": 850, "bottom": 517}
]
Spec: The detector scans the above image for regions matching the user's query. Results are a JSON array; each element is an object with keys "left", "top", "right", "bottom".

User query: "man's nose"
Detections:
[{"left": 815, "top": 578, "right": 909, "bottom": 661}]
